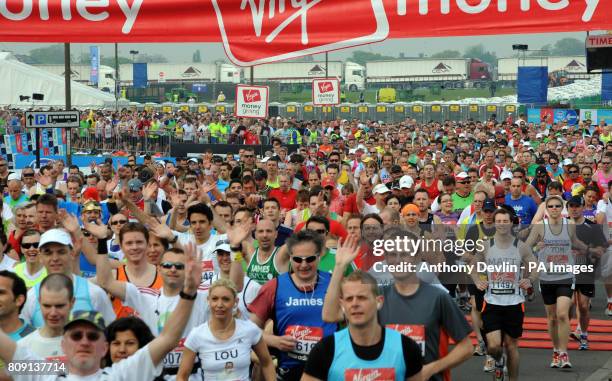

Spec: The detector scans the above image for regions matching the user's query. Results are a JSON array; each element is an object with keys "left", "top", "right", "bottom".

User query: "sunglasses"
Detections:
[
  {"left": 21, "top": 242, "right": 39, "bottom": 249},
  {"left": 243, "top": 155, "right": 254, "bottom": 158},
  {"left": 568, "top": 170, "right": 579, "bottom": 174},
  {"left": 69, "top": 330, "right": 101, "bottom": 342},
  {"left": 547, "top": 204, "right": 563, "bottom": 209},
  {"left": 310, "top": 229, "right": 327, "bottom": 235},
  {"left": 22, "top": 173, "right": 34, "bottom": 177},
  {"left": 82, "top": 230, "right": 92, "bottom": 237},
  {"left": 291, "top": 255, "right": 317, "bottom": 264},
  {"left": 110, "top": 220, "right": 128, "bottom": 226},
  {"left": 549, "top": 162, "right": 558, "bottom": 165},
  {"left": 160, "top": 262, "right": 185, "bottom": 270}
]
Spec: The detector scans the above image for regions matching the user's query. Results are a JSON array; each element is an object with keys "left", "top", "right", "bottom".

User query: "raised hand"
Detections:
[
  {"left": 106, "top": 175, "right": 119, "bottom": 195},
  {"left": 143, "top": 181, "right": 158, "bottom": 201},
  {"left": 335, "top": 234, "right": 361, "bottom": 268},
  {"left": 183, "top": 241, "right": 202, "bottom": 294},
  {"left": 83, "top": 219, "right": 109, "bottom": 239},
  {"left": 227, "top": 222, "right": 252, "bottom": 247},
  {"left": 148, "top": 219, "right": 175, "bottom": 241},
  {"left": 58, "top": 209, "right": 80, "bottom": 235}
]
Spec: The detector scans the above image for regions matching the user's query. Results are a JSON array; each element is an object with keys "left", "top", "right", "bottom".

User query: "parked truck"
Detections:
[
  {"left": 365, "top": 58, "right": 491, "bottom": 90},
  {"left": 496, "top": 56, "right": 592, "bottom": 87},
  {"left": 245, "top": 61, "right": 365, "bottom": 92},
  {"left": 32, "top": 64, "right": 116, "bottom": 92}
]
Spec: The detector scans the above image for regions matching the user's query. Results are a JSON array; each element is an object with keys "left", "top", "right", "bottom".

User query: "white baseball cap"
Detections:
[
  {"left": 8, "top": 173, "right": 20, "bottom": 181},
  {"left": 455, "top": 172, "right": 469, "bottom": 180},
  {"left": 399, "top": 175, "right": 414, "bottom": 189},
  {"left": 562, "top": 158, "right": 572, "bottom": 166},
  {"left": 40, "top": 229, "right": 73, "bottom": 249},
  {"left": 214, "top": 243, "right": 231, "bottom": 254},
  {"left": 500, "top": 171, "right": 513, "bottom": 181},
  {"left": 373, "top": 184, "right": 391, "bottom": 195}
]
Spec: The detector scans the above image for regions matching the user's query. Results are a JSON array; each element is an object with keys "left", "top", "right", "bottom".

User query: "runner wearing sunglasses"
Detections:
[
  {"left": 248, "top": 230, "right": 338, "bottom": 381},
  {"left": 1, "top": 240, "right": 201, "bottom": 381},
  {"left": 13, "top": 230, "right": 46, "bottom": 289},
  {"left": 96, "top": 244, "right": 214, "bottom": 380},
  {"left": 524, "top": 195, "right": 589, "bottom": 369}
]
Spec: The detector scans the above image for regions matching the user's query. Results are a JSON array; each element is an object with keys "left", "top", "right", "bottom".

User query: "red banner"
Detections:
[{"left": 0, "top": 0, "right": 610, "bottom": 66}]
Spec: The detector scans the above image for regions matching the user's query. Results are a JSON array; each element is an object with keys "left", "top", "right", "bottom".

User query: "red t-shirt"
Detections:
[
  {"left": 244, "top": 131, "right": 260, "bottom": 145},
  {"left": 478, "top": 164, "right": 501, "bottom": 180},
  {"left": 343, "top": 193, "right": 376, "bottom": 215},
  {"left": 269, "top": 188, "right": 298, "bottom": 210},
  {"left": 563, "top": 176, "right": 585, "bottom": 193},
  {"left": 295, "top": 218, "right": 348, "bottom": 241}
]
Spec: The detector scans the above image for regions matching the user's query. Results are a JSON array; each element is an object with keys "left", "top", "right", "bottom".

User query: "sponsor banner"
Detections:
[
  {"left": 312, "top": 78, "right": 340, "bottom": 105},
  {"left": 527, "top": 109, "right": 540, "bottom": 124},
  {"left": 553, "top": 109, "right": 578, "bottom": 125},
  {"left": 12, "top": 154, "right": 176, "bottom": 170},
  {"left": 90, "top": 46, "right": 100, "bottom": 86},
  {"left": 0, "top": 1, "right": 608, "bottom": 66},
  {"left": 235, "top": 85, "right": 269, "bottom": 119}
]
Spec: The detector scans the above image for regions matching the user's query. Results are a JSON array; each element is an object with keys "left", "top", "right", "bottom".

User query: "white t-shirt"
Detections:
[
  {"left": 0, "top": 254, "right": 16, "bottom": 271},
  {"left": 21, "top": 276, "right": 115, "bottom": 328},
  {"left": 17, "top": 330, "right": 63, "bottom": 360},
  {"left": 176, "top": 232, "right": 228, "bottom": 288},
  {"left": 124, "top": 283, "right": 250, "bottom": 377},
  {"left": 10, "top": 342, "right": 162, "bottom": 381},
  {"left": 184, "top": 319, "right": 262, "bottom": 381}
]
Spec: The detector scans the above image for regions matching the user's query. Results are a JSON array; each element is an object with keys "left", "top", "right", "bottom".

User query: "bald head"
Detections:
[{"left": 255, "top": 219, "right": 277, "bottom": 251}]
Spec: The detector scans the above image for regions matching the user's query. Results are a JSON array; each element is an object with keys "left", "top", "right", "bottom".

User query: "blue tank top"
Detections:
[
  {"left": 328, "top": 328, "right": 407, "bottom": 381},
  {"left": 32, "top": 275, "right": 94, "bottom": 328},
  {"left": 79, "top": 253, "right": 96, "bottom": 278},
  {"left": 274, "top": 271, "right": 337, "bottom": 369}
]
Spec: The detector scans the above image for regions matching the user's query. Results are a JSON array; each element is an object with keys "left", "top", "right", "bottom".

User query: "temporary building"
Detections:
[{"left": 0, "top": 52, "right": 115, "bottom": 108}]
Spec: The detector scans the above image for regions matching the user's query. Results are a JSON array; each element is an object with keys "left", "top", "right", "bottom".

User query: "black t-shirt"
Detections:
[
  {"left": 465, "top": 221, "right": 496, "bottom": 243},
  {"left": 304, "top": 326, "right": 423, "bottom": 380},
  {"left": 575, "top": 219, "right": 607, "bottom": 281}
]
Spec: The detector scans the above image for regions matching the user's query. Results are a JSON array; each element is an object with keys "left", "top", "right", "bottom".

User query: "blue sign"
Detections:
[
  {"left": 35, "top": 115, "right": 46, "bottom": 125},
  {"left": 90, "top": 46, "right": 99, "bottom": 86},
  {"left": 527, "top": 109, "right": 541, "bottom": 124},
  {"left": 553, "top": 109, "right": 578, "bottom": 125},
  {"left": 13, "top": 154, "right": 176, "bottom": 170},
  {"left": 192, "top": 84, "right": 207, "bottom": 93}
]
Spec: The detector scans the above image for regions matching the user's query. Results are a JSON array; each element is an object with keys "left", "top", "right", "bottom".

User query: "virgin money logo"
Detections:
[
  {"left": 345, "top": 368, "right": 395, "bottom": 381},
  {"left": 317, "top": 81, "right": 334, "bottom": 93},
  {"left": 243, "top": 89, "right": 262, "bottom": 103},
  {"left": 211, "top": 0, "right": 389, "bottom": 66}
]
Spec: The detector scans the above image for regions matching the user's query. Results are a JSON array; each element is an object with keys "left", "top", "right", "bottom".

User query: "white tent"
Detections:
[{"left": 0, "top": 52, "right": 115, "bottom": 108}]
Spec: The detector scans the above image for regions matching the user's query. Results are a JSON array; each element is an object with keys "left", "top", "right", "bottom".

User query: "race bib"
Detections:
[
  {"left": 163, "top": 338, "right": 185, "bottom": 368},
  {"left": 201, "top": 260, "right": 215, "bottom": 284},
  {"left": 285, "top": 325, "right": 323, "bottom": 360},
  {"left": 386, "top": 324, "right": 426, "bottom": 357},
  {"left": 345, "top": 368, "right": 396, "bottom": 381},
  {"left": 546, "top": 254, "right": 569, "bottom": 274},
  {"left": 490, "top": 272, "right": 516, "bottom": 295}
]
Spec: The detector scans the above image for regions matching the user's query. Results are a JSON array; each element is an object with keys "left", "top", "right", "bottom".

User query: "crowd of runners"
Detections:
[{"left": 0, "top": 109, "right": 609, "bottom": 380}]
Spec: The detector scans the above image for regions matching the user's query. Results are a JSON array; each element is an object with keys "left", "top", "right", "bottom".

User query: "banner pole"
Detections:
[{"left": 64, "top": 43, "right": 72, "bottom": 167}]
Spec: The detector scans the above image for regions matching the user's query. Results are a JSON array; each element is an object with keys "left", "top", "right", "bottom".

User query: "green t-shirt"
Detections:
[
  {"left": 451, "top": 192, "right": 474, "bottom": 213},
  {"left": 527, "top": 163, "right": 539, "bottom": 178},
  {"left": 318, "top": 249, "right": 355, "bottom": 276}
]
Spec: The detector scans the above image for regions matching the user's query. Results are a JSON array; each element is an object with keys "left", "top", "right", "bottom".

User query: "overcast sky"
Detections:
[{"left": 0, "top": 32, "right": 586, "bottom": 64}]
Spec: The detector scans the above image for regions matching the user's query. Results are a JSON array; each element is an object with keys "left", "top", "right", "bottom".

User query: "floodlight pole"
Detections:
[{"left": 64, "top": 43, "right": 73, "bottom": 167}]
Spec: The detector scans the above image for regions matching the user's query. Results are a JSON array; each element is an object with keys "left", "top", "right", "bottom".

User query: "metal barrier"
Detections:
[{"left": 72, "top": 130, "right": 275, "bottom": 156}]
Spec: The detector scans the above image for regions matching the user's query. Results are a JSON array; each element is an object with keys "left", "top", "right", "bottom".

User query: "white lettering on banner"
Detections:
[
  {"left": 240, "top": 0, "right": 322, "bottom": 45},
  {"left": 0, "top": 0, "right": 143, "bottom": 33},
  {"left": 394, "top": 0, "right": 599, "bottom": 21}
]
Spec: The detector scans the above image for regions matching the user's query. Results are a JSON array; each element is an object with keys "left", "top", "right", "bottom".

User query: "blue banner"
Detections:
[
  {"left": 90, "top": 46, "right": 99, "bottom": 86},
  {"left": 603, "top": 72, "right": 612, "bottom": 102},
  {"left": 553, "top": 109, "right": 578, "bottom": 125},
  {"left": 527, "top": 109, "right": 541, "bottom": 124},
  {"left": 14, "top": 154, "right": 176, "bottom": 170},
  {"left": 517, "top": 66, "right": 548, "bottom": 105},
  {"left": 133, "top": 63, "right": 148, "bottom": 89}
]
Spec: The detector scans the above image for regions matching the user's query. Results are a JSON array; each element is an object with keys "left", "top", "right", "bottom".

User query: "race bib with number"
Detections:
[
  {"left": 285, "top": 325, "right": 323, "bottom": 361},
  {"left": 163, "top": 338, "right": 185, "bottom": 369},
  {"left": 490, "top": 272, "right": 516, "bottom": 295},
  {"left": 545, "top": 254, "right": 569, "bottom": 274},
  {"left": 386, "top": 324, "right": 426, "bottom": 357},
  {"left": 201, "top": 260, "right": 215, "bottom": 284},
  {"left": 345, "top": 368, "right": 396, "bottom": 381}
]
